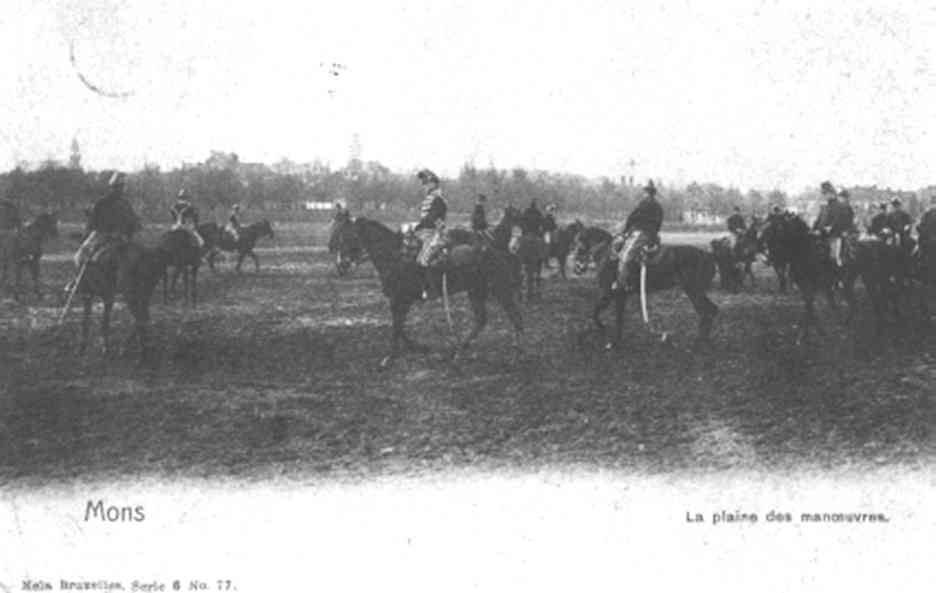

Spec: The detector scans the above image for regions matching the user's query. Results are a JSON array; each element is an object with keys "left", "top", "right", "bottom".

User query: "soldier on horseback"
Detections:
[
  {"left": 813, "top": 181, "right": 850, "bottom": 267},
  {"left": 886, "top": 198, "right": 913, "bottom": 250},
  {"left": 868, "top": 202, "right": 889, "bottom": 238},
  {"left": 412, "top": 168, "right": 448, "bottom": 299},
  {"left": 520, "top": 199, "right": 546, "bottom": 239},
  {"left": 612, "top": 179, "right": 663, "bottom": 292},
  {"left": 170, "top": 189, "right": 204, "bottom": 248},
  {"left": 67, "top": 171, "right": 141, "bottom": 293},
  {"left": 471, "top": 193, "right": 488, "bottom": 233},
  {"left": 920, "top": 195, "right": 936, "bottom": 234}
]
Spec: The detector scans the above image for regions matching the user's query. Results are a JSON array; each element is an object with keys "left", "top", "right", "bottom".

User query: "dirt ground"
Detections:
[{"left": 0, "top": 224, "right": 933, "bottom": 486}]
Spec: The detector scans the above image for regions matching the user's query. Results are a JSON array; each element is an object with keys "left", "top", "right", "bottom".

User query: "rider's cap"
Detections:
[
  {"left": 643, "top": 179, "right": 657, "bottom": 196},
  {"left": 820, "top": 181, "right": 835, "bottom": 195},
  {"left": 838, "top": 189, "right": 849, "bottom": 198},
  {"left": 891, "top": 198, "right": 901, "bottom": 206},
  {"left": 417, "top": 169, "right": 440, "bottom": 184},
  {"left": 879, "top": 201, "right": 888, "bottom": 209},
  {"left": 477, "top": 193, "right": 487, "bottom": 201}
]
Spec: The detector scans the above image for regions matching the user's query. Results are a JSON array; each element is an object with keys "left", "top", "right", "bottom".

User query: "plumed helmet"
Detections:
[
  {"left": 820, "top": 181, "right": 835, "bottom": 195},
  {"left": 643, "top": 179, "right": 657, "bottom": 196},
  {"left": 417, "top": 169, "right": 440, "bottom": 184}
]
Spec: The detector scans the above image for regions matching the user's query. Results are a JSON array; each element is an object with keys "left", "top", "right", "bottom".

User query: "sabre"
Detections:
[
  {"left": 57, "top": 260, "right": 88, "bottom": 325},
  {"left": 640, "top": 260, "right": 669, "bottom": 343}
]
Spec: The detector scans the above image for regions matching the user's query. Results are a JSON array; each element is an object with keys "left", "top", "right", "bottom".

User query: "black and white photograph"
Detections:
[{"left": 1, "top": 1, "right": 933, "bottom": 591}]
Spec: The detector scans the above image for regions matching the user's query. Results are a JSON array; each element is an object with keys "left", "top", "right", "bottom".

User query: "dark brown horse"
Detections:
[
  {"left": 512, "top": 233, "right": 549, "bottom": 301},
  {"left": 0, "top": 212, "right": 58, "bottom": 300},
  {"left": 198, "top": 220, "right": 274, "bottom": 272},
  {"left": 160, "top": 229, "right": 201, "bottom": 306},
  {"left": 585, "top": 237, "right": 717, "bottom": 350},
  {"left": 329, "top": 216, "right": 365, "bottom": 276},
  {"left": 73, "top": 241, "right": 171, "bottom": 360},
  {"left": 333, "top": 217, "right": 523, "bottom": 368}
]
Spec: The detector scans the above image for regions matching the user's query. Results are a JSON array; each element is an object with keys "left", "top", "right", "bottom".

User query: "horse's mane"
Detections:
[{"left": 354, "top": 217, "right": 402, "bottom": 248}]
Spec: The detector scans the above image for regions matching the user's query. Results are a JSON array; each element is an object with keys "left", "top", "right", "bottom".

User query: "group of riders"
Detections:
[
  {"left": 64, "top": 171, "right": 250, "bottom": 295},
  {"left": 65, "top": 168, "right": 936, "bottom": 303},
  {"left": 334, "top": 169, "right": 936, "bottom": 302},
  {"left": 331, "top": 168, "right": 666, "bottom": 299},
  {"left": 722, "top": 180, "right": 932, "bottom": 272}
]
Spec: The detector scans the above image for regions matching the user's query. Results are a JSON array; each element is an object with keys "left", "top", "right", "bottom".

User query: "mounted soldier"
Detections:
[
  {"left": 726, "top": 206, "right": 746, "bottom": 236},
  {"left": 410, "top": 169, "right": 448, "bottom": 299},
  {"left": 868, "top": 202, "right": 889, "bottom": 238},
  {"left": 812, "top": 181, "right": 849, "bottom": 266},
  {"left": 170, "top": 189, "right": 204, "bottom": 248},
  {"left": 67, "top": 171, "right": 141, "bottom": 293},
  {"left": 886, "top": 198, "right": 913, "bottom": 251},
  {"left": 471, "top": 193, "right": 488, "bottom": 233},
  {"left": 612, "top": 179, "right": 664, "bottom": 292},
  {"left": 919, "top": 195, "right": 936, "bottom": 236}
]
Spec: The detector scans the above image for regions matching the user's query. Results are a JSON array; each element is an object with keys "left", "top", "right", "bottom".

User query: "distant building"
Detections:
[{"left": 304, "top": 201, "right": 336, "bottom": 211}]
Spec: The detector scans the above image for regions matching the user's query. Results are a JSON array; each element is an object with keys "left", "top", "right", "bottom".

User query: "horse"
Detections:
[
  {"left": 571, "top": 226, "right": 613, "bottom": 275},
  {"left": 711, "top": 224, "right": 763, "bottom": 293},
  {"left": 511, "top": 231, "right": 549, "bottom": 301},
  {"left": 332, "top": 217, "right": 523, "bottom": 368},
  {"left": 918, "top": 216, "right": 936, "bottom": 320},
  {"left": 758, "top": 216, "right": 795, "bottom": 292},
  {"left": 585, "top": 236, "right": 718, "bottom": 350},
  {"left": 71, "top": 241, "right": 172, "bottom": 360},
  {"left": 328, "top": 216, "right": 365, "bottom": 276},
  {"left": 710, "top": 236, "right": 743, "bottom": 292},
  {"left": 160, "top": 229, "right": 201, "bottom": 306},
  {"left": 759, "top": 213, "right": 852, "bottom": 341},
  {"left": 0, "top": 212, "right": 58, "bottom": 300},
  {"left": 546, "top": 220, "right": 584, "bottom": 279},
  {"left": 198, "top": 219, "right": 274, "bottom": 272}
]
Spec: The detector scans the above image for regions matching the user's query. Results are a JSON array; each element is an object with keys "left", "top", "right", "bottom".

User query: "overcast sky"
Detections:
[{"left": 1, "top": 0, "right": 934, "bottom": 192}]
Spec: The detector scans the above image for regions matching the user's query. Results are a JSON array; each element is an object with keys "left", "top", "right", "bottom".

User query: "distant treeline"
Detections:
[{"left": 1, "top": 151, "right": 932, "bottom": 225}]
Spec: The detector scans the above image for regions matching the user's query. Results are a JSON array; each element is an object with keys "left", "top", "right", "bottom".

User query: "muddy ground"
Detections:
[{"left": 0, "top": 224, "right": 932, "bottom": 486}]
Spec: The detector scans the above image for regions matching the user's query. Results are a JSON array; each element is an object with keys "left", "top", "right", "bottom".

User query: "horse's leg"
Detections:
[
  {"left": 612, "top": 289, "right": 628, "bottom": 350},
  {"left": 191, "top": 265, "right": 198, "bottom": 307},
  {"left": 744, "top": 260, "right": 756, "bottom": 289},
  {"left": 797, "top": 285, "right": 817, "bottom": 344},
  {"left": 162, "top": 268, "right": 169, "bottom": 304},
  {"left": 495, "top": 289, "right": 524, "bottom": 358},
  {"left": 251, "top": 249, "right": 260, "bottom": 272},
  {"left": 29, "top": 258, "right": 41, "bottom": 299},
  {"left": 101, "top": 299, "right": 113, "bottom": 354},
  {"left": 236, "top": 251, "right": 245, "bottom": 273},
  {"left": 80, "top": 295, "right": 93, "bottom": 354},
  {"left": 381, "top": 302, "right": 408, "bottom": 368},
  {"left": 686, "top": 288, "right": 718, "bottom": 344},
  {"left": 452, "top": 293, "right": 488, "bottom": 360}
]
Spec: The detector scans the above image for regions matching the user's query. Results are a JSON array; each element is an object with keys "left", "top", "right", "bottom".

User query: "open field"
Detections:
[{"left": 0, "top": 223, "right": 933, "bottom": 486}]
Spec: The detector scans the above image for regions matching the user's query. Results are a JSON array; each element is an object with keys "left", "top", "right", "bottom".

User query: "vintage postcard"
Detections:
[{"left": 1, "top": 1, "right": 933, "bottom": 591}]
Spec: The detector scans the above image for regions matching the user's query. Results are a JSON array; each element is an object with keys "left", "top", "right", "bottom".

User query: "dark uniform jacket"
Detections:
[
  {"left": 414, "top": 188, "right": 447, "bottom": 232},
  {"left": 624, "top": 196, "right": 664, "bottom": 237},
  {"left": 814, "top": 200, "right": 851, "bottom": 235},
  {"left": 89, "top": 190, "right": 139, "bottom": 237},
  {"left": 519, "top": 206, "right": 546, "bottom": 236},
  {"left": 543, "top": 213, "right": 558, "bottom": 234},
  {"left": 887, "top": 210, "right": 913, "bottom": 238},
  {"left": 869, "top": 212, "right": 889, "bottom": 235},
  {"left": 471, "top": 204, "right": 488, "bottom": 232},
  {"left": 726, "top": 213, "right": 746, "bottom": 234}
]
